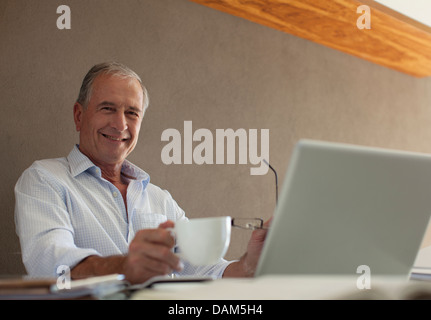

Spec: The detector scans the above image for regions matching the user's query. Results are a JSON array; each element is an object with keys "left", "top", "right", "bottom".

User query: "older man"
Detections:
[{"left": 14, "top": 62, "right": 268, "bottom": 284}]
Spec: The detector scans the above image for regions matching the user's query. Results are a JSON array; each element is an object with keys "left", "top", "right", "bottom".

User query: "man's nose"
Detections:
[{"left": 111, "top": 112, "right": 128, "bottom": 132}]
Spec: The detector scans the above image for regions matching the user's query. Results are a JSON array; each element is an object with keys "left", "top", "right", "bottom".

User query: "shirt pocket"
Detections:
[{"left": 130, "top": 211, "right": 168, "bottom": 231}]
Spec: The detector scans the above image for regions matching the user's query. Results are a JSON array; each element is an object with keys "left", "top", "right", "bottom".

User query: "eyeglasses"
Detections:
[
  {"left": 231, "top": 160, "right": 277, "bottom": 231},
  {"left": 263, "top": 159, "right": 278, "bottom": 205},
  {"left": 231, "top": 218, "right": 269, "bottom": 230}
]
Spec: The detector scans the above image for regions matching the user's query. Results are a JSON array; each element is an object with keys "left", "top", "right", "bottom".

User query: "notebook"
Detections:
[{"left": 256, "top": 139, "right": 431, "bottom": 279}]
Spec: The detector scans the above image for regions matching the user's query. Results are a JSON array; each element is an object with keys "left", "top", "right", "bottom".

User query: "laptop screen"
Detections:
[{"left": 256, "top": 140, "right": 431, "bottom": 278}]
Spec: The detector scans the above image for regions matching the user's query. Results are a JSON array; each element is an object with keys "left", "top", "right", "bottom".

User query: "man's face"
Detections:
[{"left": 73, "top": 74, "right": 144, "bottom": 168}]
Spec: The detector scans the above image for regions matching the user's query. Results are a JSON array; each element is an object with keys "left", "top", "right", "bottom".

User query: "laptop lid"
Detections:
[{"left": 256, "top": 139, "right": 431, "bottom": 278}]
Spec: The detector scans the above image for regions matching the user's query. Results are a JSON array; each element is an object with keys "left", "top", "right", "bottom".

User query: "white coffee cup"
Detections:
[{"left": 174, "top": 216, "right": 231, "bottom": 266}]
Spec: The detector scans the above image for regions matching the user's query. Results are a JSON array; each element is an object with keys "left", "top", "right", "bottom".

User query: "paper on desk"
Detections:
[
  {"left": 50, "top": 273, "right": 127, "bottom": 299},
  {"left": 0, "top": 274, "right": 127, "bottom": 300}
]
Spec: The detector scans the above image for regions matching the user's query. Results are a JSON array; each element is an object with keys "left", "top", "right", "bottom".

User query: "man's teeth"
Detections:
[{"left": 103, "top": 134, "right": 126, "bottom": 141}]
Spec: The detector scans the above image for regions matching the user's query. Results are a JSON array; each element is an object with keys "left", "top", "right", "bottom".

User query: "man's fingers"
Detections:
[
  {"left": 124, "top": 225, "right": 184, "bottom": 284},
  {"left": 263, "top": 217, "right": 272, "bottom": 228},
  {"left": 159, "top": 220, "right": 175, "bottom": 229},
  {"left": 129, "top": 229, "right": 182, "bottom": 271},
  {"left": 135, "top": 228, "right": 175, "bottom": 248},
  {"left": 142, "top": 242, "right": 183, "bottom": 271}
]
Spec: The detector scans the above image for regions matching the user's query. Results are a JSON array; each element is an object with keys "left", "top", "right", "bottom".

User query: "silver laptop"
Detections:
[{"left": 256, "top": 139, "right": 431, "bottom": 278}]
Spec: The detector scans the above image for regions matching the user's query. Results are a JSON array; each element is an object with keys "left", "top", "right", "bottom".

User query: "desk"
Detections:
[{"left": 131, "top": 275, "right": 431, "bottom": 300}]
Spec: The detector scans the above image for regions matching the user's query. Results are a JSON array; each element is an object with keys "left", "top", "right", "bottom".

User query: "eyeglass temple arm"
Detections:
[{"left": 263, "top": 159, "right": 278, "bottom": 205}]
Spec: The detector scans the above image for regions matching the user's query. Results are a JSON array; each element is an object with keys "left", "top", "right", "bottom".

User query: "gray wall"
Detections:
[{"left": 1, "top": 0, "right": 431, "bottom": 275}]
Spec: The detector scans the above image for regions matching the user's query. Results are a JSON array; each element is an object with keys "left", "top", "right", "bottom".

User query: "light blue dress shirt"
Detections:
[{"left": 14, "top": 145, "right": 231, "bottom": 279}]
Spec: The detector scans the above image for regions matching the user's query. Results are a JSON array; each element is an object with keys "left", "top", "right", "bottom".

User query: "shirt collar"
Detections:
[{"left": 67, "top": 145, "right": 150, "bottom": 184}]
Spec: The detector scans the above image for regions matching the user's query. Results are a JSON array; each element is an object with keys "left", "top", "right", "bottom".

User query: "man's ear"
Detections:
[{"left": 73, "top": 102, "right": 84, "bottom": 132}]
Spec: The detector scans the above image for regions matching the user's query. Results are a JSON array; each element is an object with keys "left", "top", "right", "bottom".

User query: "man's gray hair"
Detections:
[{"left": 77, "top": 62, "right": 149, "bottom": 112}]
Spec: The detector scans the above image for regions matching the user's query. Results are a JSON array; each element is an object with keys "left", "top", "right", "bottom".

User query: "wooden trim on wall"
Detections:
[{"left": 190, "top": 0, "right": 431, "bottom": 77}]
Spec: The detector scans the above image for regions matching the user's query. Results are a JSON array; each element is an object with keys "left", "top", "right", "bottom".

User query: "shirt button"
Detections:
[{"left": 113, "top": 191, "right": 118, "bottom": 198}]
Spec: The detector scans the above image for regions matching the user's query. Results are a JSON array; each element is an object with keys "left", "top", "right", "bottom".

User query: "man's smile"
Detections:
[{"left": 100, "top": 133, "right": 129, "bottom": 142}]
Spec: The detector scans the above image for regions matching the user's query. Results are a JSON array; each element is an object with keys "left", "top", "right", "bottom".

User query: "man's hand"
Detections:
[
  {"left": 71, "top": 221, "right": 183, "bottom": 285},
  {"left": 223, "top": 217, "right": 272, "bottom": 277},
  {"left": 124, "top": 220, "right": 183, "bottom": 284}
]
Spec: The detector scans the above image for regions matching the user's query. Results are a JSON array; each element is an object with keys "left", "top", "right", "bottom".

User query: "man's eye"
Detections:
[{"left": 127, "top": 111, "right": 139, "bottom": 117}]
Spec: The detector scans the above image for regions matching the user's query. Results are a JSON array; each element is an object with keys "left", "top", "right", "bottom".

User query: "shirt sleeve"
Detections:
[{"left": 14, "top": 165, "right": 100, "bottom": 278}]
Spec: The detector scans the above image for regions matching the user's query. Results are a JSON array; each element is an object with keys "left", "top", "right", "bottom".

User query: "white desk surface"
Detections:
[
  {"left": 131, "top": 275, "right": 431, "bottom": 300},
  {"left": 131, "top": 246, "right": 431, "bottom": 300}
]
